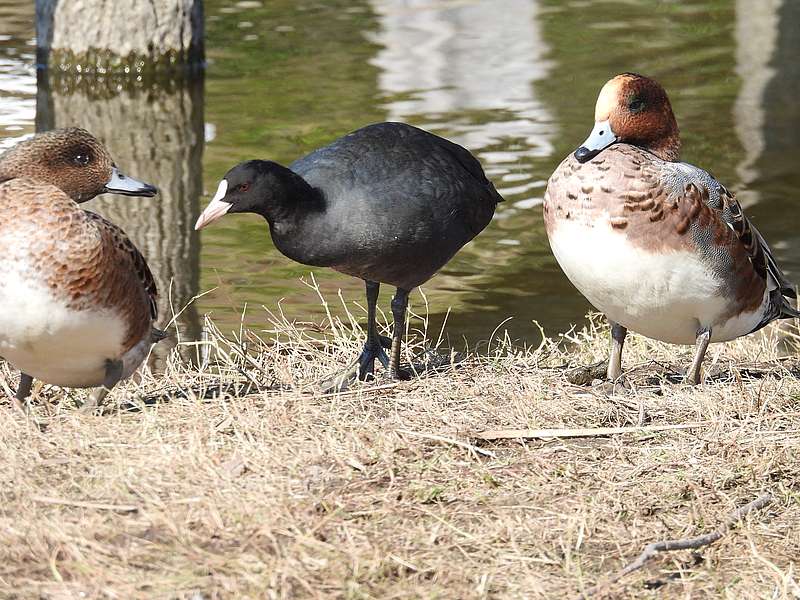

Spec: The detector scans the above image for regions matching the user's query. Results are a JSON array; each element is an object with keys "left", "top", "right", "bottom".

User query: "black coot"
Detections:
[{"left": 195, "top": 122, "right": 503, "bottom": 385}]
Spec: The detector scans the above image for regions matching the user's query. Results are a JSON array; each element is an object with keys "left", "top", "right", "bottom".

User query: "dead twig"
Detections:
[
  {"left": 398, "top": 429, "right": 496, "bottom": 458},
  {"left": 310, "top": 381, "right": 400, "bottom": 400},
  {"left": 473, "top": 422, "right": 708, "bottom": 441},
  {"left": 577, "top": 493, "right": 773, "bottom": 598}
]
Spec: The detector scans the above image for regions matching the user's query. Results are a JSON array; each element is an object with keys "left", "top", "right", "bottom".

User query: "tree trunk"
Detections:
[
  {"left": 36, "top": 0, "right": 204, "bottom": 74},
  {"left": 35, "top": 0, "right": 205, "bottom": 368},
  {"left": 36, "top": 73, "right": 205, "bottom": 368}
]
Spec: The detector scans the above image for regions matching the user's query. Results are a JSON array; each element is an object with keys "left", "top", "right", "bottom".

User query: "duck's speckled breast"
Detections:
[{"left": 543, "top": 145, "right": 768, "bottom": 344}]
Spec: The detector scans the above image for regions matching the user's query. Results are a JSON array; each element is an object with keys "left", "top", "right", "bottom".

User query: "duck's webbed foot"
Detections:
[
  {"left": 79, "top": 359, "right": 123, "bottom": 414},
  {"left": 591, "top": 374, "right": 632, "bottom": 394}
]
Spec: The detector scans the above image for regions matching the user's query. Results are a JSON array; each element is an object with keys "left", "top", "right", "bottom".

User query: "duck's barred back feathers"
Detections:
[
  {"left": 84, "top": 211, "right": 159, "bottom": 321},
  {"left": 715, "top": 186, "right": 769, "bottom": 284}
]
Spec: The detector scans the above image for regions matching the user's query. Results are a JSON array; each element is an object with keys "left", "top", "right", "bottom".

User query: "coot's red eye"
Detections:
[{"left": 238, "top": 182, "right": 250, "bottom": 192}]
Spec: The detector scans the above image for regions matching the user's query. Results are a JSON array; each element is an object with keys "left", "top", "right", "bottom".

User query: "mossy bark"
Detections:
[
  {"left": 36, "top": 72, "right": 205, "bottom": 367},
  {"left": 36, "top": 0, "right": 204, "bottom": 74}
]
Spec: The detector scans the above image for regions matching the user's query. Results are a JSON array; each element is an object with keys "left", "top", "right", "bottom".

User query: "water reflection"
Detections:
[
  {"left": 0, "top": 0, "right": 35, "bottom": 149},
  {"left": 36, "top": 72, "right": 205, "bottom": 364},
  {"left": 733, "top": 0, "right": 800, "bottom": 272},
  {"left": 368, "top": 0, "right": 555, "bottom": 176},
  {"left": 2, "top": 0, "right": 800, "bottom": 349},
  {"left": 733, "top": 0, "right": 781, "bottom": 205},
  {"left": 365, "top": 0, "right": 564, "bottom": 344}
]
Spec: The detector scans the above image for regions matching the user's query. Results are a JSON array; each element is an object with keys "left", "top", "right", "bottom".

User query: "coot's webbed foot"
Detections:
[
  {"left": 320, "top": 340, "right": 390, "bottom": 393},
  {"left": 319, "top": 280, "right": 393, "bottom": 393},
  {"left": 357, "top": 340, "right": 390, "bottom": 379}
]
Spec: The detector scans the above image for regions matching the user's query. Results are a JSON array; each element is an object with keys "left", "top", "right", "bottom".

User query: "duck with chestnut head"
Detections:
[
  {"left": 0, "top": 128, "right": 164, "bottom": 413},
  {"left": 544, "top": 73, "right": 798, "bottom": 384}
]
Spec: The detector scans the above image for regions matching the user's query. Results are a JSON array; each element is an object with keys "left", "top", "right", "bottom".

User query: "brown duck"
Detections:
[
  {"left": 0, "top": 128, "right": 164, "bottom": 412},
  {"left": 544, "top": 73, "right": 798, "bottom": 384}
]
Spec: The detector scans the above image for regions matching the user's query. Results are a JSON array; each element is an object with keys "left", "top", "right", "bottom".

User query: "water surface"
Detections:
[{"left": 2, "top": 0, "right": 799, "bottom": 348}]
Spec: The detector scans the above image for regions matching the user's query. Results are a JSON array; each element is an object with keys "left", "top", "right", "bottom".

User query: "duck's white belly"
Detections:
[
  {"left": 548, "top": 218, "right": 768, "bottom": 345},
  {"left": 0, "top": 270, "right": 126, "bottom": 387}
]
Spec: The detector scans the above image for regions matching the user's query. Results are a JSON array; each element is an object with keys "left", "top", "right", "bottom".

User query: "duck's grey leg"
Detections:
[
  {"left": 389, "top": 288, "right": 410, "bottom": 379},
  {"left": 12, "top": 372, "right": 33, "bottom": 413},
  {"left": 607, "top": 320, "right": 627, "bottom": 380},
  {"left": 80, "top": 359, "right": 123, "bottom": 414},
  {"left": 686, "top": 327, "right": 711, "bottom": 385}
]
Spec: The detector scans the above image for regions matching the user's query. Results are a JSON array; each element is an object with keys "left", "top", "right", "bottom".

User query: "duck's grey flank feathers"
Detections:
[{"left": 659, "top": 159, "right": 798, "bottom": 329}]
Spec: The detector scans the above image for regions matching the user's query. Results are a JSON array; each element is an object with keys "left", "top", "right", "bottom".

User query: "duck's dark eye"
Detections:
[
  {"left": 73, "top": 153, "right": 90, "bottom": 166},
  {"left": 628, "top": 98, "right": 646, "bottom": 113},
  {"left": 237, "top": 182, "right": 250, "bottom": 193}
]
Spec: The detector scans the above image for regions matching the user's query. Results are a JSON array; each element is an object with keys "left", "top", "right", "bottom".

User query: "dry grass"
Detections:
[{"left": 1, "top": 291, "right": 800, "bottom": 600}]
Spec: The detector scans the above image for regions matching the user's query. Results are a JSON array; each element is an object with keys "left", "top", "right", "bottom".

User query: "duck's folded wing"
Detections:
[
  {"left": 85, "top": 212, "right": 159, "bottom": 321},
  {"left": 704, "top": 184, "right": 800, "bottom": 328},
  {"left": 666, "top": 162, "right": 799, "bottom": 329},
  {"left": 716, "top": 186, "right": 797, "bottom": 300}
]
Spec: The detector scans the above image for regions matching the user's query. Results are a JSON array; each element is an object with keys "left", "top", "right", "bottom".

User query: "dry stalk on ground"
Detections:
[
  {"left": 577, "top": 493, "right": 775, "bottom": 599},
  {"left": 1, "top": 292, "right": 799, "bottom": 599}
]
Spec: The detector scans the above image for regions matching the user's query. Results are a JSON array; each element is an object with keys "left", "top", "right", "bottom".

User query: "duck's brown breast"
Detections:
[{"left": 0, "top": 179, "right": 152, "bottom": 352}]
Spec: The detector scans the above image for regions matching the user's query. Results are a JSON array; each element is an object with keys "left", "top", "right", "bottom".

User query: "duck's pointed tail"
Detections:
[
  {"left": 151, "top": 327, "right": 170, "bottom": 343},
  {"left": 780, "top": 300, "right": 800, "bottom": 320}
]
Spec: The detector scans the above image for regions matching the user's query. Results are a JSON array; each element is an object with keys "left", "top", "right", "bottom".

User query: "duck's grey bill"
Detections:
[
  {"left": 574, "top": 119, "right": 617, "bottom": 163},
  {"left": 104, "top": 167, "right": 158, "bottom": 197}
]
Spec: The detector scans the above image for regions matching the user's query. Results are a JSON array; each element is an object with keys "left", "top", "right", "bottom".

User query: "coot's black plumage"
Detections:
[{"left": 195, "top": 122, "right": 503, "bottom": 385}]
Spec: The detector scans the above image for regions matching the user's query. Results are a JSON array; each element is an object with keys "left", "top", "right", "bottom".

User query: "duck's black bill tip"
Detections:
[
  {"left": 105, "top": 183, "right": 158, "bottom": 197},
  {"left": 573, "top": 146, "right": 599, "bottom": 163}
]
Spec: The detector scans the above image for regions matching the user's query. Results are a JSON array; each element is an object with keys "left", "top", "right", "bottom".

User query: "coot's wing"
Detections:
[
  {"left": 290, "top": 122, "right": 504, "bottom": 206},
  {"left": 422, "top": 129, "right": 504, "bottom": 204}
]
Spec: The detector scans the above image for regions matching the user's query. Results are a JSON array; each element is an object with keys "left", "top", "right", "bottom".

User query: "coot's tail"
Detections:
[{"left": 487, "top": 181, "right": 505, "bottom": 204}]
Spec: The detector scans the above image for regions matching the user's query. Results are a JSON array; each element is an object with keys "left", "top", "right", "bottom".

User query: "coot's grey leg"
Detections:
[
  {"left": 355, "top": 280, "right": 390, "bottom": 379},
  {"left": 389, "top": 288, "right": 410, "bottom": 379},
  {"left": 607, "top": 319, "right": 627, "bottom": 380},
  {"left": 13, "top": 372, "right": 33, "bottom": 414},
  {"left": 365, "top": 281, "right": 392, "bottom": 350},
  {"left": 80, "top": 359, "right": 123, "bottom": 414},
  {"left": 686, "top": 327, "right": 711, "bottom": 385}
]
